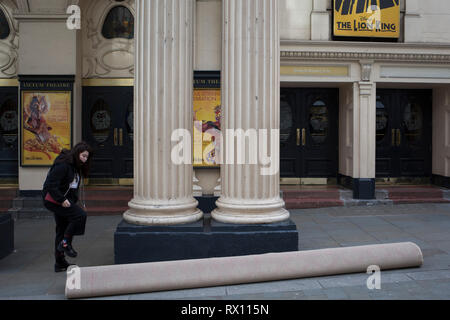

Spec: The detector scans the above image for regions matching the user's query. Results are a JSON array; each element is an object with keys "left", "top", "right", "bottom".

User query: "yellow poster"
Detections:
[
  {"left": 193, "top": 89, "right": 221, "bottom": 167},
  {"left": 334, "top": 0, "right": 400, "bottom": 38},
  {"left": 21, "top": 91, "right": 72, "bottom": 166}
]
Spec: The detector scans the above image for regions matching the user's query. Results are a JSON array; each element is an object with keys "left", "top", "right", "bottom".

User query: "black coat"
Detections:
[{"left": 42, "top": 161, "right": 80, "bottom": 204}]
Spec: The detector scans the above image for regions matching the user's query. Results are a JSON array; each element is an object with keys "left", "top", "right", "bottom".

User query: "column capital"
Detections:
[{"left": 358, "top": 81, "right": 374, "bottom": 96}]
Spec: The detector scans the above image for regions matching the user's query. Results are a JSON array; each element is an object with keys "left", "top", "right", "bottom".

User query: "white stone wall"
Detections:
[
  {"left": 81, "top": 0, "right": 135, "bottom": 78},
  {"left": 18, "top": 21, "right": 77, "bottom": 74},
  {"left": 14, "top": 1, "right": 81, "bottom": 190},
  {"left": 0, "top": 0, "right": 18, "bottom": 78},
  {"left": 419, "top": 0, "right": 450, "bottom": 43},
  {"left": 280, "top": 0, "right": 313, "bottom": 40},
  {"left": 279, "top": 0, "right": 450, "bottom": 43},
  {"left": 195, "top": 0, "right": 221, "bottom": 70},
  {"left": 4, "top": 0, "right": 450, "bottom": 81}
]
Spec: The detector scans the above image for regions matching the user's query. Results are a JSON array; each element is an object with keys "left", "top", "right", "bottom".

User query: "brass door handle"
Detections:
[
  {"left": 302, "top": 128, "right": 306, "bottom": 146},
  {"left": 119, "top": 128, "right": 123, "bottom": 146},
  {"left": 396, "top": 129, "right": 401, "bottom": 147},
  {"left": 297, "top": 129, "right": 301, "bottom": 146},
  {"left": 114, "top": 128, "right": 118, "bottom": 146},
  {"left": 392, "top": 129, "right": 396, "bottom": 146}
]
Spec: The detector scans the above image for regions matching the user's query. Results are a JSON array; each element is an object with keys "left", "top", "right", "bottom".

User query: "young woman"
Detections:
[{"left": 42, "top": 141, "right": 93, "bottom": 272}]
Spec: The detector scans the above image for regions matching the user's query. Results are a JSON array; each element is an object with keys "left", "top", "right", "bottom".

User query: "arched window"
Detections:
[
  {"left": 0, "top": 8, "right": 11, "bottom": 40},
  {"left": 102, "top": 5, "right": 134, "bottom": 39}
]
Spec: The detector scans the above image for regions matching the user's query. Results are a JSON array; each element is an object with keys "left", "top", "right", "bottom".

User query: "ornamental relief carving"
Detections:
[
  {"left": 0, "top": 0, "right": 18, "bottom": 78},
  {"left": 83, "top": 0, "right": 135, "bottom": 78}
]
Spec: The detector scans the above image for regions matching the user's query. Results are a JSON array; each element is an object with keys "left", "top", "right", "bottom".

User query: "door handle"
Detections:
[
  {"left": 392, "top": 129, "right": 396, "bottom": 146},
  {"left": 396, "top": 129, "right": 401, "bottom": 147},
  {"left": 302, "top": 128, "right": 306, "bottom": 146},
  {"left": 297, "top": 129, "right": 301, "bottom": 146},
  {"left": 119, "top": 128, "right": 123, "bottom": 146},
  {"left": 114, "top": 128, "right": 118, "bottom": 146}
]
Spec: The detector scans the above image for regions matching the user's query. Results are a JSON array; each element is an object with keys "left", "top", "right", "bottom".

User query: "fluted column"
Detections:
[
  {"left": 212, "top": 0, "right": 289, "bottom": 224},
  {"left": 124, "top": 0, "right": 203, "bottom": 225}
]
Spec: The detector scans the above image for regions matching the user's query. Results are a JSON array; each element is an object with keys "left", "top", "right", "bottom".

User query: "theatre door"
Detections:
[
  {"left": 82, "top": 86, "right": 133, "bottom": 181},
  {"left": 280, "top": 88, "right": 339, "bottom": 178},
  {"left": 376, "top": 89, "right": 432, "bottom": 178}
]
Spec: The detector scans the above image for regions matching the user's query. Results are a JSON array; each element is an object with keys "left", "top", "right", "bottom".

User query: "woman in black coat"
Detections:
[{"left": 42, "top": 141, "right": 93, "bottom": 272}]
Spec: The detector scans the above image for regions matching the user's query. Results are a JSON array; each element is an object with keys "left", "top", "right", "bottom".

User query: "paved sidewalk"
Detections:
[{"left": 1, "top": 203, "right": 450, "bottom": 300}]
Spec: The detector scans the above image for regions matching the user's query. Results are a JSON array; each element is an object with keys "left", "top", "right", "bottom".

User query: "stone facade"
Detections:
[{"left": 0, "top": 0, "right": 450, "bottom": 214}]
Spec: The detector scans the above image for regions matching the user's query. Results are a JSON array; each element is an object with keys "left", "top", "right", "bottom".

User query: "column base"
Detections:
[
  {"left": 211, "top": 198, "right": 290, "bottom": 224},
  {"left": 123, "top": 198, "right": 203, "bottom": 226},
  {"left": 114, "top": 215, "right": 298, "bottom": 264},
  {"left": 339, "top": 175, "right": 376, "bottom": 200},
  {"left": 0, "top": 213, "right": 14, "bottom": 260}
]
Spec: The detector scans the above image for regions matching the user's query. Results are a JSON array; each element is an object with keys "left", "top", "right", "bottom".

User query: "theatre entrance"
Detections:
[
  {"left": 82, "top": 86, "right": 134, "bottom": 182},
  {"left": 280, "top": 88, "right": 339, "bottom": 178},
  {"left": 376, "top": 89, "right": 432, "bottom": 178},
  {"left": 0, "top": 87, "right": 18, "bottom": 180}
]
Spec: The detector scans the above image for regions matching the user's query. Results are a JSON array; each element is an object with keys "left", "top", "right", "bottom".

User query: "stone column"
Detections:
[
  {"left": 352, "top": 61, "right": 376, "bottom": 199},
  {"left": 212, "top": 0, "right": 289, "bottom": 224},
  {"left": 432, "top": 86, "right": 450, "bottom": 188},
  {"left": 124, "top": 0, "right": 203, "bottom": 226}
]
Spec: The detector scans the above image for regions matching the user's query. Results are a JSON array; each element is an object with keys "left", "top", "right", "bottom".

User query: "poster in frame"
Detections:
[
  {"left": 333, "top": 0, "right": 400, "bottom": 39},
  {"left": 19, "top": 75, "right": 74, "bottom": 167},
  {"left": 193, "top": 71, "right": 221, "bottom": 168}
]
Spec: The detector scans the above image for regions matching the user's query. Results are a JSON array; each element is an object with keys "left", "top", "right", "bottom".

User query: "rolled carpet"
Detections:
[{"left": 66, "top": 242, "right": 423, "bottom": 299}]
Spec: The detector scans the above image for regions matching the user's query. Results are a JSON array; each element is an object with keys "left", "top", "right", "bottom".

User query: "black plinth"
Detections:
[
  {"left": 353, "top": 178, "right": 376, "bottom": 200},
  {"left": 114, "top": 215, "right": 299, "bottom": 264},
  {"left": 0, "top": 213, "right": 14, "bottom": 259}
]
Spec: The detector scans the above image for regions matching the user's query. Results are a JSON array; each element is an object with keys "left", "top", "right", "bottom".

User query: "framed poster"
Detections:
[
  {"left": 333, "top": 0, "right": 400, "bottom": 39},
  {"left": 193, "top": 71, "right": 221, "bottom": 168},
  {"left": 20, "top": 76, "right": 74, "bottom": 167}
]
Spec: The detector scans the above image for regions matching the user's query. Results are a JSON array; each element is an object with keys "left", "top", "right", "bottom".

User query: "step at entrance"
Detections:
[
  {"left": 0, "top": 188, "right": 18, "bottom": 214},
  {"left": 83, "top": 187, "right": 132, "bottom": 216},
  {"left": 382, "top": 186, "right": 450, "bottom": 205},
  {"left": 282, "top": 186, "right": 344, "bottom": 209},
  {"left": 281, "top": 185, "right": 450, "bottom": 209}
]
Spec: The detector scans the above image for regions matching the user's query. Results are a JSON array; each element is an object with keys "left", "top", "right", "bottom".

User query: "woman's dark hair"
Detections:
[{"left": 56, "top": 141, "right": 93, "bottom": 177}]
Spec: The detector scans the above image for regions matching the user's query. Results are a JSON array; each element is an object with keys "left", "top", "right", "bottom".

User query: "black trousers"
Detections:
[{"left": 44, "top": 201, "right": 87, "bottom": 259}]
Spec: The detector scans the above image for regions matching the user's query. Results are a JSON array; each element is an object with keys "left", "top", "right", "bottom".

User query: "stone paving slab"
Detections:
[
  {"left": 1, "top": 203, "right": 450, "bottom": 300},
  {"left": 225, "top": 279, "right": 322, "bottom": 296},
  {"left": 405, "top": 270, "right": 450, "bottom": 281}
]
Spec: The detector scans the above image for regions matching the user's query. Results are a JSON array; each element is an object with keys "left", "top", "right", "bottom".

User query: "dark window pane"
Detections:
[
  {"left": 90, "top": 99, "right": 111, "bottom": 144},
  {"left": 0, "top": 99, "right": 18, "bottom": 147},
  {"left": 376, "top": 98, "right": 388, "bottom": 143},
  {"left": 402, "top": 100, "right": 423, "bottom": 145},
  {"left": 309, "top": 100, "right": 328, "bottom": 144},
  {"left": 0, "top": 9, "right": 11, "bottom": 40},
  {"left": 280, "top": 96, "right": 293, "bottom": 143},
  {"left": 126, "top": 102, "right": 133, "bottom": 140},
  {"left": 102, "top": 6, "right": 134, "bottom": 39}
]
